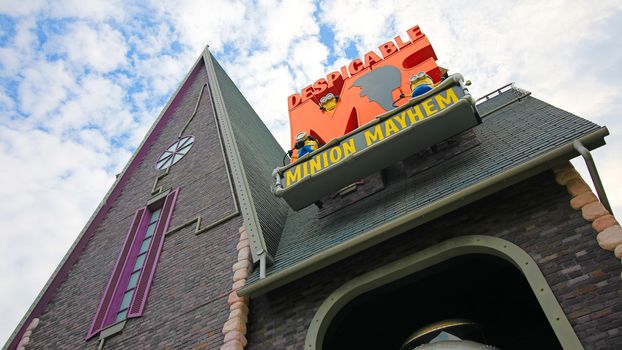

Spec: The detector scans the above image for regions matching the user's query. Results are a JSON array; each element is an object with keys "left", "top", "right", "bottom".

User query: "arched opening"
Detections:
[
  {"left": 323, "top": 254, "right": 560, "bottom": 349},
  {"left": 305, "top": 236, "right": 582, "bottom": 350}
]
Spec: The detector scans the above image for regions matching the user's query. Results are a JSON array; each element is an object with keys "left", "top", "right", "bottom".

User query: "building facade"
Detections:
[{"left": 5, "top": 39, "right": 622, "bottom": 349}]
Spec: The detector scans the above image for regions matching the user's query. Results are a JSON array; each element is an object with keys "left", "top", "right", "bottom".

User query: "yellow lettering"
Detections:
[
  {"left": 393, "top": 113, "right": 407, "bottom": 128},
  {"left": 329, "top": 146, "right": 342, "bottom": 163},
  {"left": 309, "top": 155, "right": 322, "bottom": 174},
  {"left": 406, "top": 105, "right": 424, "bottom": 123},
  {"left": 384, "top": 119, "right": 399, "bottom": 136},
  {"left": 302, "top": 161, "right": 309, "bottom": 177},
  {"left": 364, "top": 125, "right": 385, "bottom": 145},
  {"left": 285, "top": 166, "right": 301, "bottom": 187},
  {"left": 435, "top": 88, "right": 458, "bottom": 109},
  {"left": 422, "top": 98, "right": 438, "bottom": 115},
  {"left": 342, "top": 138, "right": 356, "bottom": 157},
  {"left": 322, "top": 152, "right": 329, "bottom": 167}
]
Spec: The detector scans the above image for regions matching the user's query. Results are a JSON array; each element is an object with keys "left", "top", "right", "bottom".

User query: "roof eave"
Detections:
[{"left": 238, "top": 126, "right": 609, "bottom": 297}]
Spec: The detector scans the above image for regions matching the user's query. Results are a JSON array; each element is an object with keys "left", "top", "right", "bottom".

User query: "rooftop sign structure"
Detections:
[
  {"left": 273, "top": 25, "right": 480, "bottom": 210},
  {"left": 287, "top": 25, "right": 442, "bottom": 145}
]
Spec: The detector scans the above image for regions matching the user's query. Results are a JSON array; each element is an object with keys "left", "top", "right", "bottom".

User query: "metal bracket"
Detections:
[{"left": 573, "top": 140, "right": 613, "bottom": 214}]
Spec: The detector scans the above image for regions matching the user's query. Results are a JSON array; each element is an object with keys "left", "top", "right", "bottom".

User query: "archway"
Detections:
[{"left": 304, "top": 235, "right": 582, "bottom": 350}]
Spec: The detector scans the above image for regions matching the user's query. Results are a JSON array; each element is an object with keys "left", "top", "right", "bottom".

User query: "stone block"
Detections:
[
  {"left": 26, "top": 318, "right": 39, "bottom": 331},
  {"left": 582, "top": 202, "right": 609, "bottom": 222},
  {"left": 228, "top": 308, "right": 248, "bottom": 321},
  {"left": 615, "top": 244, "right": 622, "bottom": 259},
  {"left": 570, "top": 192, "right": 598, "bottom": 210},
  {"left": 592, "top": 215, "right": 619, "bottom": 233},
  {"left": 237, "top": 247, "right": 250, "bottom": 261},
  {"left": 566, "top": 178, "right": 591, "bottom": 196},
  {"left": 229, "top": 301, "right": 249, "bottom": 313},
  {"left": 224, "top": 331, "right": 248, "bottom": 346},
  {"left": 232, "top": 268, "right": 249, "bottom": 282},
  {"left": 17, "top": 337, "right": 29, "bottom": 348},
  {"left": 232, "top": 260, "right": 250, "bottom": 273},
  {"left": 555, "top": 169, "right": 580, "bottom": 186},
  {"left": 232, "top": 279, "right": 246, "bottom": 290},
  {"left": 596, "top": 225, "right": 622, "bottom": 251},
  {"left": 239, "top": 228, "right": 248, "bottom": 241},
  {"left": 227, "top": 291, "right": 247, "bottom": 305},
  {"left": 222, "top": 318, "right": 247, "bottom": 334},
  {"left": 220, "top": 340, "right": 244, "bottom": 350},
  {"left": 236, "top": 239, "right": 249, "bottom": 251}
]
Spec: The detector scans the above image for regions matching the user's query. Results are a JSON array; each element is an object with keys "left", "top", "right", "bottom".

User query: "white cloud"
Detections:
[
  {"left": 0, "top": 0, "right": 46, "bottom": 17},
  {"left": 0, "top": 125, "right": 115, "bottom": 345},
  {"left": 51, "top": 75, "right": 133, "bottom": 136},
  {"left": 18, "top": 60, "right": 76, "bottom": 121},
  {"left": 48, "top": 0, "right": 127, "bottom": 21},
  {"left": 1, "top": 0, "right": 622, "bottom": 346},
  {"left": 133, "top": 52, "right": 192, "bottom": 96},
  {"left": 319, "top": 0, "right": 398, "bottom": 52},
  {"left": 46, "top": 21, "right": 128, "bottom": 73},
  {"left": 0, "top": 17, "right": 38, "bottom": 78},
  {"left": 151, "top": 0, "right": 247, "bottom": 53}
]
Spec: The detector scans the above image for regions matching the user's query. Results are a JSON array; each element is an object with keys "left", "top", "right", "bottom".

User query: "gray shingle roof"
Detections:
[
  {"left": 211, "top": 56, "right": 289, "bottom": 256},
  {"left": 246, "top": 87, "right": 602, "bottom": 286}
]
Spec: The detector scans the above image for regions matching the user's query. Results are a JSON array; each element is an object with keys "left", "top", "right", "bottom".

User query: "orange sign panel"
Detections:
[{"left": 287, "top": 25, "right": 441, "bottom": 148}]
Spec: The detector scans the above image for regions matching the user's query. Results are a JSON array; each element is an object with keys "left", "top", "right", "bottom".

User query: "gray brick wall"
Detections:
[
  {"left": 246, "top": 170, "right": 622, "bottom": 350},
  {"left": 26, "top": 60, "right": 243, "bottom": 349}
]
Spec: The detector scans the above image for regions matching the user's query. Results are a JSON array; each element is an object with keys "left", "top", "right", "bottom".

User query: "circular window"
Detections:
[{"left": 155, "top": 136, "right": 194, "bottom": 170}]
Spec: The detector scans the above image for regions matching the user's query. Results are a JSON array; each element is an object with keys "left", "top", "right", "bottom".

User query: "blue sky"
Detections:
[{"left": 1, "top": 0, "right": 622, "bottom": 345}]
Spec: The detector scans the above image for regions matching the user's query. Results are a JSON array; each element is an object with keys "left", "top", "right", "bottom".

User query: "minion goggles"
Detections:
[
  {"left": 410, "top": 72, "right": 429, "bottom": 84},
  {"left": 319, "top": 93, "right": 335, "bottom": 105}
]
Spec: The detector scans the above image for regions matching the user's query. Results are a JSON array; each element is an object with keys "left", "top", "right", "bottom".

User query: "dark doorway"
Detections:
[{"left": 323, "top": 254, "right": 562, "bottom": 350}]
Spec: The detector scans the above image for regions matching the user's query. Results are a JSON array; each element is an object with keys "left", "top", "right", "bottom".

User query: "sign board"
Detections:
[
  {"left": 274, "top": 76, "right": 479, "bottom": 210},
  {"left": 286, "top": 25, "right": 442, "bottom": 147}
]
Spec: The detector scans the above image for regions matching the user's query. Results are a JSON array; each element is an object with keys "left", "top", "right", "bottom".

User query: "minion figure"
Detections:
[
  {"left": 294, "top": 131, "right": 319, "bottom": 159},
  {"left": 319, "top": 93, "right": 339, "bottom": 112},
  {"left": 409, "top": 72, "right": 434, "bottom": 98}
]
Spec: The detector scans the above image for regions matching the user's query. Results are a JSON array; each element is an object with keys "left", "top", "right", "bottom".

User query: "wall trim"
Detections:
[
  {"left": 202, "top": 48, "right": 269, "bottom": 264},
  {"left": 304, "top": 235, "right": 583, "bottom": 350}
]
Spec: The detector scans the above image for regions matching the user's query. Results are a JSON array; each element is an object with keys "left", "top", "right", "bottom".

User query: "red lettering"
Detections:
[
  {"left": 326, "top": 71, "right": 344, "bottom": 94},
  {"left": 288, "top": 93, "right": 302, "bottom": 110},
  {"left": 313, "top": 78, "right": 328, "bottom": 97},
  {"left": 394, "top": 35, "right": 411, "bottom": 49},
  {"left": 300, "top": 85, "right": 316, "bottom": 103},
  {"left": 340, "top": 65, "right": 349, "bottom": 79},
  {"left": 348, "top": 59, "right": 365, "bottom": 76},
  {"left": 364, "top": 51, "right": 382, "bottom": 68},
  {"left": 379, "top": 41, "right": 398, "bottom": 59},
  {"left": 406, "top": 25, "right": 423, "bottom": 42}
]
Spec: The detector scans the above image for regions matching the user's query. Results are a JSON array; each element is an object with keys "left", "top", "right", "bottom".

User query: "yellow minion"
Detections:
[
  {"left": 409, "top": 72, "right": 434, "bottom": 98},
  {"left": 293, "top": 131, "right": 319, "bottom": 160},
  {"left": 319, "top": 93, "right": 338, "bottom": 112}
]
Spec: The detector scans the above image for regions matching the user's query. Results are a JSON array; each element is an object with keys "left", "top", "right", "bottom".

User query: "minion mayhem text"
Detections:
[{"left": 283, "top": 87, "right": 461, "bottom": 188}]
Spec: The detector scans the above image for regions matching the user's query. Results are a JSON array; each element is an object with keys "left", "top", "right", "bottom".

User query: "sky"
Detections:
[{"left": 1, "top": 0, "right": 622, "bottom": 344}]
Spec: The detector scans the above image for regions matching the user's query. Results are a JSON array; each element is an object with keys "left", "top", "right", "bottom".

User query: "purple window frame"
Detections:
[{"left": 87, "top": 188, "right": 179, "bottom": 339}]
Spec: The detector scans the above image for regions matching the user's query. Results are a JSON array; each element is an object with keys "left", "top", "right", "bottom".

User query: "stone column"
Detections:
[{"left": 220, "top": 226, "right": 252, "bottom": 350}]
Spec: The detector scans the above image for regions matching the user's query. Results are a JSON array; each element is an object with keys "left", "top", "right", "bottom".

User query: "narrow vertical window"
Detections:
[
  {"left": 113, "top": 208, "right": 160, "bottom": 323},
  {"left": 87, "top": 189, "right": 179, "bottom": 339}
]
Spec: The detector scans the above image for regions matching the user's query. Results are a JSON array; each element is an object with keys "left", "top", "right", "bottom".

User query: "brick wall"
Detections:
[
  {"left": 246, "top": 170, "right": 622, "bottom": 350},
  {"left": 26, "top": 60, "right": 243, "bottom": 349}
]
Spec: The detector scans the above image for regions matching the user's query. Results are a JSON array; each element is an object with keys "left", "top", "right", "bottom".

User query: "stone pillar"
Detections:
[
  {"left": 220, "top": 226, "right": 252, "bottom": 350},
  {"left": 554, "top": 163, "right": 622, "bottom": 261}
]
